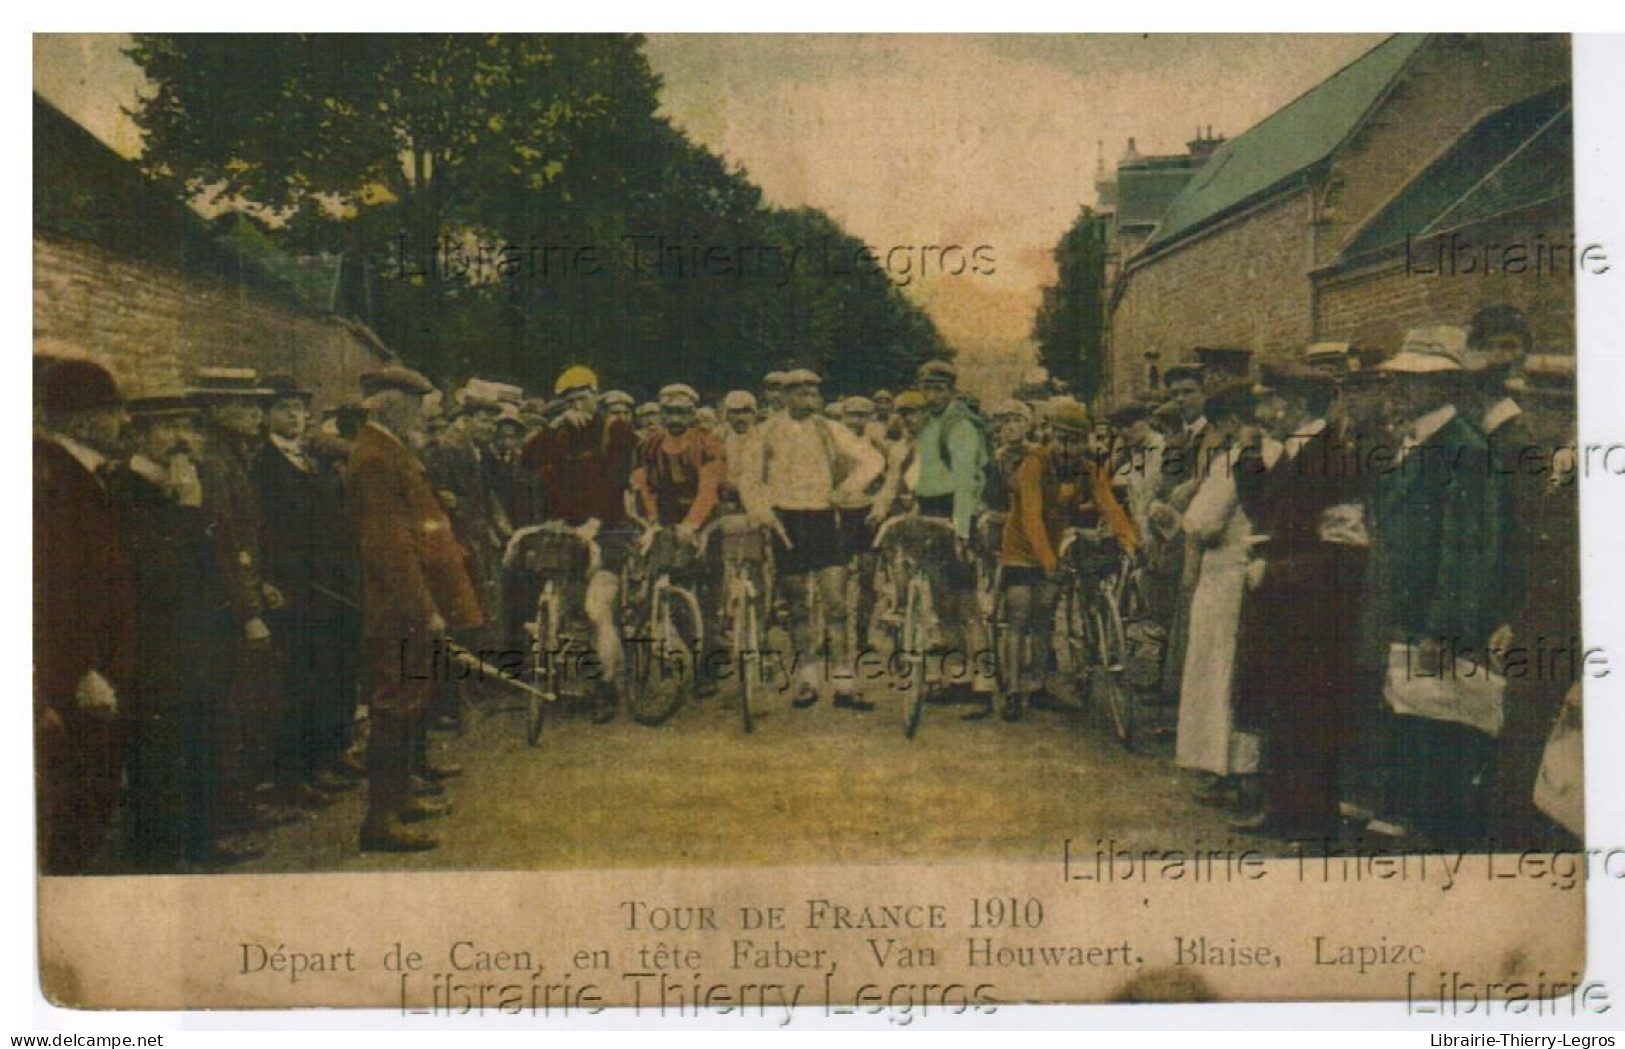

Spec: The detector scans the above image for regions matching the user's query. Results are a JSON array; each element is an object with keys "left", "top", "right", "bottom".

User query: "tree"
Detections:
[
  {"left": 127, "top": 34, "right": 948, "bottom": 397},
  {"left": 1032, "top": 206, "right": 1109, "bottom": 402}
]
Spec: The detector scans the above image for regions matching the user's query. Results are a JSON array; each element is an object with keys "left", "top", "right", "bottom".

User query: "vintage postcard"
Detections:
[{"left": 30, "top": 32, "right": 1606, "bottom": 1021}]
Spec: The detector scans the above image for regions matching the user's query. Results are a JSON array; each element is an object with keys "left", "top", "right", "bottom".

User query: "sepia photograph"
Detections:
[{"left": 27, "top": 29, "right": 1611, "bottom": 1018}]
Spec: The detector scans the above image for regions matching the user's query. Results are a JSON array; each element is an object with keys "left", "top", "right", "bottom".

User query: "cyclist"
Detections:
[
  {"left": 602, "top": 390, "right": 636, "bottom": 431},
  {"left": 520, "top": 365, "right": 638, "bottom": 722},
  {"left": 838, "top": 396, "right": 891, "bottom": 648},
  {"left": 760, "top": 371, "right": 790, "bottom": 416},
  {"left": 870, "top": 389, "right": 930, "bottom": 523},
  {"left": 736, "top": 369, "right": 884, "bottom": 710},
  {"left": 999, "top": 401, "right": 1138, "bottom": 721},
  {"left": 634, "top": 401, "right": 662, "bottom": 442},
  {"left": 630, "top": 384, "right": 727, "bottom": 545},
  {"left": 911, "top": 360, "right": 994, "bottom": 704}
]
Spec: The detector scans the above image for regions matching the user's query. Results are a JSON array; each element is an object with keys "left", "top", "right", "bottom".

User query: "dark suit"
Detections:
[
  {"left": 1372, "top": 410, "right": 1502, "bottom": 846},
  {"left": 253, "top": 439, "right": 360, "bottom": 785},
  {"left": 108, "top": 463, "right": 235, "bottom": 869},
  {"left": 198, "top": 431, "right": 280, "bottom": 825},
  {"left": 1234, "top": 423, "right": 1371, "bottom": 837},
  {"left": 34, "top": 436, "right": 136, "bottom": 874}
]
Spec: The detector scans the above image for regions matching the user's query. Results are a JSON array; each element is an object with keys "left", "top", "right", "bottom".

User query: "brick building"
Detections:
[
  {"left": 33, "top": 94, "right": 390, "bottom": 405},
  {"left": 1105, "top": 33, "right": 1573, "bottom": 399}
]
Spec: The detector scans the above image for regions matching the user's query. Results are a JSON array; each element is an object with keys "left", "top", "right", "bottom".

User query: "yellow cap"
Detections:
[{"left": 554, "top": 365, "right": 599, "bottom": 395}]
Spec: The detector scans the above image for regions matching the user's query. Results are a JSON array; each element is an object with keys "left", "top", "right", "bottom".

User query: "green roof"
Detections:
[
  {"left": 1138, "top": 33, "right": 1428, "bottom": 256},
  {"left": 1341, "top": 84, "right": 1572, "bottom": 259}
]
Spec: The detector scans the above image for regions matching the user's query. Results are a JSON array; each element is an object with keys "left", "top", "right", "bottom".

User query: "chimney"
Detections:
[{"left": 1186, "top": 125, "right": 1225, "bottom": 159}]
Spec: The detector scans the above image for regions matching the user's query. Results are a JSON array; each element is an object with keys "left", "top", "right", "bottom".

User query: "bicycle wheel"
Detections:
[
  {"left": 1060, "top": 579, "right": 1091, "bottom": 702},
  {"left": 901, "top": 577, "right": 930, "bottom": 739},
  {"left": 625, "top": 582, "right": 699, "bottom": 726},
  {"left": 735, "top": 585, "right": 761, "bottom": 734},
  {"left": 528, "top": 581, "right": 560, "bottom": 746},
  {"left": 1089, "top": 596, "right": 1131, "bottom": 745}
]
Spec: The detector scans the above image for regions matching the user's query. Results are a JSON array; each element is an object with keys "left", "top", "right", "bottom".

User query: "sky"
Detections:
[{"left": 33, "top": 33, "right": 1385, "bottom": 371}]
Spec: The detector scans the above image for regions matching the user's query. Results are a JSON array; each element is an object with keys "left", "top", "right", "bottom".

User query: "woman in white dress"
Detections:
[{"left": 1173, "top": 384, "right": 1278, "bottom": 804}]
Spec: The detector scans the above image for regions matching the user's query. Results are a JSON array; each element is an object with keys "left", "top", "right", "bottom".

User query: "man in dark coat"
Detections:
[
  {"left": 109, "top": 393, "right": 248, "bottom": 870},
  {"left": 1368, "top": 327, "right": 1505, "bottom": 848},
  {"left": 1231, "top": 362, "right": 1372, "bottom": 840},
  {"left": 350, "top": 366, "right": 485, "bottom": 851},
  {"left": 194, "top": 367, "right": 286, "bottom": 832},
  {"left": 33, "top": 358, "right": 137, "bottom": 874},
  {"left": 253, "top": 373, "right": 360, "bottom": 806}
]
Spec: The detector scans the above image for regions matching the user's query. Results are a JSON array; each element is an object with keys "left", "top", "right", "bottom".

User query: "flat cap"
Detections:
[
  {"left": 894, "top": 390, "right": 928, "bottom": 410},
  {"left": 782, "top": 368, "right": 822, "bottom": 387},
  {"left": 722, "top": 390, "right": 758, "bottom": 411},
  {"left": 1163, "top": 363, "right": 1205, "bottom": 386},
  {"left": 991, "top": 398, "right": 1033, "bottom": 422},
  {"left": 41, "top": 358, "right": 122, "bottom": 415},
  {"left": 842, "top": 396, "right": 876, "bottom": 414},
  {"left": 762, "top": 371, "right": 791, "bottom": 387},
  {"left": 1046, "top": 399, "right": 1092, "bottom": 435},
  {"left": 635, "top": 401, "right": 663, "bottom": 419},
  {"left": 916, "top": 359, "right": 958, "bottom": 385},
  {"left": 601, "top": 389, "right": 635, "bottom": 407},
  {"left": 1107, "top": 402, "right": 1150, "bottom": 428},
  {"left": 658, "top": 383, "right": 701, "bottom": 408},
  {"left": 359, "top": 365, "right": 437, "bottom": 397}
]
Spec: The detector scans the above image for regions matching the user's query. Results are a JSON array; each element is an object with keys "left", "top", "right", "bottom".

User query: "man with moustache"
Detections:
[
  {"left": 194, "top": 367, "right": 288, "bottom": 833},
  {"left": 1367, "top": 327, "right": 1504, "bottom": 848},
  {"left": 112, "top": 391, "right": 251, "bottom": 869},
  {"left": 522, "top": 365, "right": 639, "bottom": 721},
  {"left": 350, "top": 366, "right": 484, "bottom": 852},
  {"left": 34, "top": 358, "right": 137, "bottom": 873}
]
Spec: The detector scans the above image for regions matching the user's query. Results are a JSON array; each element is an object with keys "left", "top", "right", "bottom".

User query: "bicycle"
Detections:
[
  {"left": 873, "top": 513, "right": 959, "bottom": 739},
  {"left": 503, "top": 522, "right": 598, "bottom": 746},
  {"left": 707, "top": 513, "right": 774, "bottom": 733},
  {"left": 1058, "top": 526, "right": 1134, "bottom": 746},
  {"left": 619, "top": 524, "right": 707, "bottom": 726}
]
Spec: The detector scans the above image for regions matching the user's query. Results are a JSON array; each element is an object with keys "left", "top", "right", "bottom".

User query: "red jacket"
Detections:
[{"left": 522, "top": 411, "right": 635, "bottom": 527}]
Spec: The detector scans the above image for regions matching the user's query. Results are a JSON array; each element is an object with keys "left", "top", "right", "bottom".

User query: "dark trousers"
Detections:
[
  {"left": 217, "top": 641, "right": 281, "bottom": 827},
  {"left": 1261, "top": 693, "right": 1347, "bottom": 838},
  {"left": 270, "top": 600, "right": 355, "bottom": 784},
  {"left": 37, "top": 708, "right": 122, "bottom": 875},
  {"left": 125, "top": 706, "right": 217, "bottom": 870},
  {"left": 1381, "top": 713, "right": 1493, "bottom": 847}
]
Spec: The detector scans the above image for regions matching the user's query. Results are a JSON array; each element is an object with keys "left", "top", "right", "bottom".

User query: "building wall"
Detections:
[
  {"left": 1106, "top": 34, "right": 1573, "bottom": 399},
  {"left": 34, "top": 234, "right": 388, "bottom": 408},
  {"left": 1313, "top": 34, "right": 1572, "bottom": 270},
  {"left": 1108, "top": 188, "right": 1314, "bottom": 397},
  {"left": 1312, "top": 210, "right": 1578, "bottom": 354}
]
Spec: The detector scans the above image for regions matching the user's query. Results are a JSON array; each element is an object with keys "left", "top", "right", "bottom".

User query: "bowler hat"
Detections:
[{"left": 41, "top": 358, "right": 122, "bottom": 416}]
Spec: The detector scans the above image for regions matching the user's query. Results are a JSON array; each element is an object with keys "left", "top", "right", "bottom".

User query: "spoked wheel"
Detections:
[
  {"left": 625, "top": 582, "right": 701, "bottom": 726},
  {"left": 901, "top": 578, "right": 930, "bottom": 739},
  {"left": 1087, "top": 589, "right": 1132, "bottom": 747},
  {"left": 1061, "top": 580, "right": 1092, "bottom": 705},
  {"left": 527, "top": 582, "right": 561, "bottom": 747},
  {"left": 733, "top": 588, "right": 761, "bottom": 734}
]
